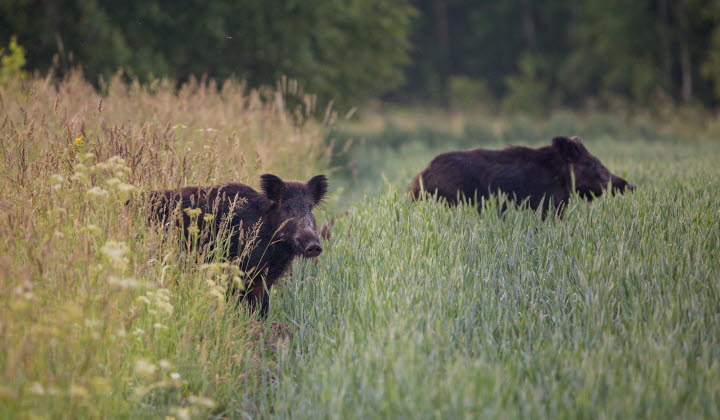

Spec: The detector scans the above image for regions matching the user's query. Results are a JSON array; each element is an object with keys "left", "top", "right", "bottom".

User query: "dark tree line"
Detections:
[
  {"left": 0, "top": 0, "right": 415, "bottom": 108},
  {"left": 402, "top": 0, "right": 720, "bottom": 111},
  {"left": 2, "top": 0, "right": 720, "bottom": 110}
]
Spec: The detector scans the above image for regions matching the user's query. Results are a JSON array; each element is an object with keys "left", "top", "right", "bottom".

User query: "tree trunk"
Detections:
[
  {"left": 657, "top": 0, "right": 672, "bottom": 89},
  {"left": 520, "top": 0, "right": 536, "bottom": 49},
  {"left": 434, "top": 1, "right": 450, "bottom": 105},
  {"left": 678, "top": 0, "right": 693, "bottom": 102},
  {"left": 680, "top": 39, "right": 693, "bottom": 102}
]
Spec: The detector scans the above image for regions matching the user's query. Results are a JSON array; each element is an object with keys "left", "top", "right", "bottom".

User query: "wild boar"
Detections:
[
  {"left": 150, "top": 174, "right": 328, "bottom": 317},
  {"left": 409, "top": 136, "right": 634, "bottom": 215}
]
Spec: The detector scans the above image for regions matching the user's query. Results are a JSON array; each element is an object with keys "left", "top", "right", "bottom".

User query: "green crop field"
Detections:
[
  {"left": 274, "top": 140, "right": 720, "bottom": 418},
  {"left": 1, "top": 75, "right": 719, "bottom": 419}
]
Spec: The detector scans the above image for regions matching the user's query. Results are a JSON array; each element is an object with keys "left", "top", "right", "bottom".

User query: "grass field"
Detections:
[
  {"left": 273, "top": 136, "right": 720, "bottom": 418},
  {"left": 1, "top": 75, "right": 719, "bottom": 419}
]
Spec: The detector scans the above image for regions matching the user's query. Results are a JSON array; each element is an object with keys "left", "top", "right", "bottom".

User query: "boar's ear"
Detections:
[
  {"left": 307, "top": 174, "right": 328, "bottom": 205},
  {"left": 553, "top": 136, "right": 584, "bottom": 162},
  {"left": 260, "top": 174, "right": 286, "bottom": 202}
]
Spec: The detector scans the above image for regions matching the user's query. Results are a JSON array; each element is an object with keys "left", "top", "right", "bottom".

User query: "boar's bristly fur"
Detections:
[
  {"left": 409, "top": 136, "right": 635, "bottom": 216},
  {"left": 149, "top": 174, "right": 328, "bottom": 318}
]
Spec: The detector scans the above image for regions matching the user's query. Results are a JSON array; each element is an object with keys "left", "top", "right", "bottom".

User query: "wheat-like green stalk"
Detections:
[{"left": 1, "top": 72, "right": 719, "bottom": 419}]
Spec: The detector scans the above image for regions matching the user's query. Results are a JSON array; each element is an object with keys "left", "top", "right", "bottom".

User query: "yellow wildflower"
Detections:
[
  {"left": 184, "top": 208, "right": 203, "bottom": 218},
  {"left": 75, "top": 137, "right": 83, "bottom": 145}
]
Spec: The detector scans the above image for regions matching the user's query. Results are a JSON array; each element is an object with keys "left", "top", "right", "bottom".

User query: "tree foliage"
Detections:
[
  {"left": 0, "top": 36, "right": 26, "bottom": 85},
  {"left": 0, "top": 0, "right": 415, "bottom": 108},
  {"left": 403, "top": 0, "right": 720, "bottom": 110},
  {"left": 2, "top": 0, "right": 720, "bottom": 110}
]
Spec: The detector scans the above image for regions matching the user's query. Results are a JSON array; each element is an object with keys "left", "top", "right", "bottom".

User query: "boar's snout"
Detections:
[
  {"left": 610, "top": 175, "right": 636, "bottom": 194},
  {"left": 303, "top": 240, "right": 323, "bottom": 258},
  {"left": 294, "top": 229, "right": 323, "bottom": 258}
]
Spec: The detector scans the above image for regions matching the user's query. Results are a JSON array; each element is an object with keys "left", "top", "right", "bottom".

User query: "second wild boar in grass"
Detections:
[
  {"left": 150, "top": 174, "right": 328, "bottom": 317},
  {"left": 409, "top": 136, "right": 635, "bottom": 216}
]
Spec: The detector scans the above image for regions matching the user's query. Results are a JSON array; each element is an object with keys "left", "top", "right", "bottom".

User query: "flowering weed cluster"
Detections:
[{"left": 0, "top": 71, "right": 329, "bottom": 418}]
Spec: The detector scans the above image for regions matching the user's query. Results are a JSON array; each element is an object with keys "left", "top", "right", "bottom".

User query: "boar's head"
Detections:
[
  {"left": 553, "top": 136, "right": 636, "bottom": 200},
  {"left": 261, "top": 174, "right": 328, "bottom": 258}
]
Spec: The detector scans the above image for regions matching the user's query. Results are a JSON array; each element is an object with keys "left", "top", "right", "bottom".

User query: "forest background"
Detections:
[{"left": 4, "top": 0, "right": 720, "bottom": 114}]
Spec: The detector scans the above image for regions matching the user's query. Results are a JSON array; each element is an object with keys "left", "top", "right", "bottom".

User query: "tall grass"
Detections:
[
  {"left": 2, "top": 72, "right": 719, "bottom": 419},
  {"left": 0, "top": 73, "right": 330, "bottom": 418},
  {"left": 328, "top": 109, "right": 718, "bottom": 204},
  {"left": 272, "top": 137, "right": 720, "bottom": 418}
]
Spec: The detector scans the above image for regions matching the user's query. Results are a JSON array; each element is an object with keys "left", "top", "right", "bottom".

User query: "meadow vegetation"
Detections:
[
  {"left": 277, "top": 136, "right": 720, "bottom": 418},
  {"left": 0, "top": 73, "right": 330, "bottom": 418},
  {"left": 1, "top": 73, "right": 719, "bottom": 419}
]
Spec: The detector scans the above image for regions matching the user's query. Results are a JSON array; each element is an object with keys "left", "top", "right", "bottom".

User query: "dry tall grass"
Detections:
[{"left": 0, "top": 72, "right": 331, "bottom": 418}]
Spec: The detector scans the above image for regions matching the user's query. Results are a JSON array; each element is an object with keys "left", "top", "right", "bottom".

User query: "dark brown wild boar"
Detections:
[
  {"left": 150, "top": 174, "right": 328, "bottom": 317},
  {"left": 409, "top": 136, "right": 635, "bottom": 216}
]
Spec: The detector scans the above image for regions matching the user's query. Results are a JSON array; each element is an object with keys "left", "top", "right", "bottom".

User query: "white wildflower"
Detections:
[
  {"left": 110, "top": 156, "right": 126, "bottom": 166},
  {"left": 117, "top": 183, "right": 137, "bottom": 194},
  {"left": 68, "top": 385, "right": 88, "bottom": 398},
  {"left": 73, "top": 163, "right": 89, "bottom": 173},
  {"left": 29, "top": 382, "right": 45, "bottom": 395},
  {"left": 49, "top": 174, "right": 65, "bottom": 184},
  {"left": 71, "top": 171, "right": 90, "bottom": 184},
  {"left": 134, "top": 359, "right": 157, "bottom": 378},
  {"left": 106, "top": 177, "right": 121, "bottom": 187},
  {"left": 156, "top": 300, "right": 174, "bottom": 315},
  {"left": 172, "top": 407, "right": 192, "bottom": 420},
  {"left": 86, "top": 186, "right": 109, "bottom": 198},
  {"left": 83, "top": 224, "right": 101, "bottom": 235},
  {"left": 50, "top": 174, "right": 64, "bottom": 189},
  {"left": 84, "top": 318, "right": 102, "bottom": 328},
  {"left": 108, "top": 276, "right": 142, "bottom": 289},
  {"left": 100, "top": 240, "right": 130, "bottom": 270},
  {"left": 189, "top": 395, "right": 216, "bottom": 408},
  {"left": 154, "top": 289, "right": 174, "bottom": 315}
]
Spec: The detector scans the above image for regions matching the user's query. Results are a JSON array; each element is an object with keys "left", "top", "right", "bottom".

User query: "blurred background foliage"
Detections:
[
  {"left": 0, "top": 0, "right": 415, "bottom": 109},
  {"left": 1, "top": 0, "right": 720, "bottom": 113}
]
